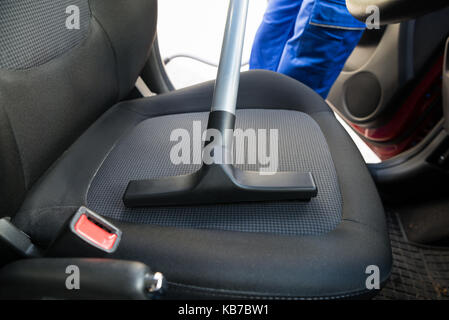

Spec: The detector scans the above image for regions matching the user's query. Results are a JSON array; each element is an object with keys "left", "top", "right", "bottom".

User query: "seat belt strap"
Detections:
[{"left": 0, "top": 217, "right": 41, "bottom": 265}]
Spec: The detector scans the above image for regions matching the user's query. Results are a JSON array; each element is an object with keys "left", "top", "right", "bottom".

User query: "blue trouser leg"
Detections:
[
  {"left": 249, "top": 0, "right": 303, "bottom": 71},
  {"left": 251, "top": 0, "right": 365, "bottom": 98},
  {"left": 277, "top": 0, "right": 365, "bottom": 98}
]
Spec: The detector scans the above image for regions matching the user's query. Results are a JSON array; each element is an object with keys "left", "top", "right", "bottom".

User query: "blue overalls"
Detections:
[{"left": 250, "top": 0, "right": 366, "bottom": 98}]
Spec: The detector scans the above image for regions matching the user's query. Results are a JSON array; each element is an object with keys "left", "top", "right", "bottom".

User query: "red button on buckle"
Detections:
[
  {"left": 74, "top": 214, "right": 118, "bottom": 251},
  {"left": 71, "top": 207, "right": 121, "bottom": 253}
]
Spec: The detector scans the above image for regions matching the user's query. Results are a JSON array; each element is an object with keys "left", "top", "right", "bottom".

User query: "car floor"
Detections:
[{"left": 375, "top": 210, "right": 449, "bottom": 300}]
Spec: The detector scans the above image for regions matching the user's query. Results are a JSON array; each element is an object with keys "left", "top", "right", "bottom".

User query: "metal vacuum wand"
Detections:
[
  {"left": 205, "top": 0, "right": 249, "bottom": 165},
  {"left": 211, "top": 0, "right": 249, "bottom": 115},
  {"left": 122, "top": 0, "right": 317, "bottom": 208}
]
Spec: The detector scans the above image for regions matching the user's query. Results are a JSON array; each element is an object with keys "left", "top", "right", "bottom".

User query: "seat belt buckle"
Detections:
[{"left": 70, "top": 207, "right": 122, "bottom": 253}]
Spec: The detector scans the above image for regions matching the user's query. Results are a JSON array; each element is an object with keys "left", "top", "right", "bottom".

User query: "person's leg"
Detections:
[
  {"left": 277, "top": 0, "right": 365, "bottom": 98},
  {"left": 249, "top": 0, "right": 303, "bottom": 71}
]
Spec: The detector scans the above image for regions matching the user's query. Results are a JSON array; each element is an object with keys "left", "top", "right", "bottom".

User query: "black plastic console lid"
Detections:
[{"left": 0, "top": 258, "right": 161, "bottom": 300}]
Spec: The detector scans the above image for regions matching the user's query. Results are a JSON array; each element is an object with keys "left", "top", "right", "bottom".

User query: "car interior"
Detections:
[{"left": 0, "top": 0, "right": 449, "bottom": 301}]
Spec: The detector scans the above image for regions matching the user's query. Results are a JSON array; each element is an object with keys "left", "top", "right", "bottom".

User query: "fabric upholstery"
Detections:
[
  {"left": 87, "top": 110, "right": 342, "bottom": 236},
  {"left": 0, "top": 0, "right": 90, "bottom": 70},
  {"left": 13, "top": 71, "right": 392, "bottom": 299},
  {"left": 0, "top": 0, "right": 157, "bottom": 217}
]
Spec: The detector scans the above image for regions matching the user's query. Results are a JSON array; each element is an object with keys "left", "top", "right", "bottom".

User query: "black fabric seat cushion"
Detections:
[
  {"left": 13, "top": 70, "right": 392, "bottom": 299},
  {"left": 87, "top": 109, "right": 342, "bottom": 236}
]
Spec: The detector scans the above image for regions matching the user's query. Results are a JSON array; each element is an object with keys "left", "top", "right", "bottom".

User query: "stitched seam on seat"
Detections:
[
  {"left": 83, "top": 113, "right": 147, "bottom": 204},
  {"left": 168, "top": 282, "right": 376, "bottom": 300},
  {"left": 121, "top": 103, "right": 333, "bottom": 118},
  {"left": 89, "top": 3, "right": 121, "bottom": 102},
  {"left": 0, "top": 104, "right": 27, "bottom": 190},
  {"left": 168, "top": 268, "right": 393, "bottom": 299},
  {"left": 342, "top": 218, "right": 389, "bottom": 239}
]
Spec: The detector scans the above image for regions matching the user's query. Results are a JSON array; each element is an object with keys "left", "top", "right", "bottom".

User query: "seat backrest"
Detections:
[{"left": 0, "top": 0, "right": 157, "bottom": 216}]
